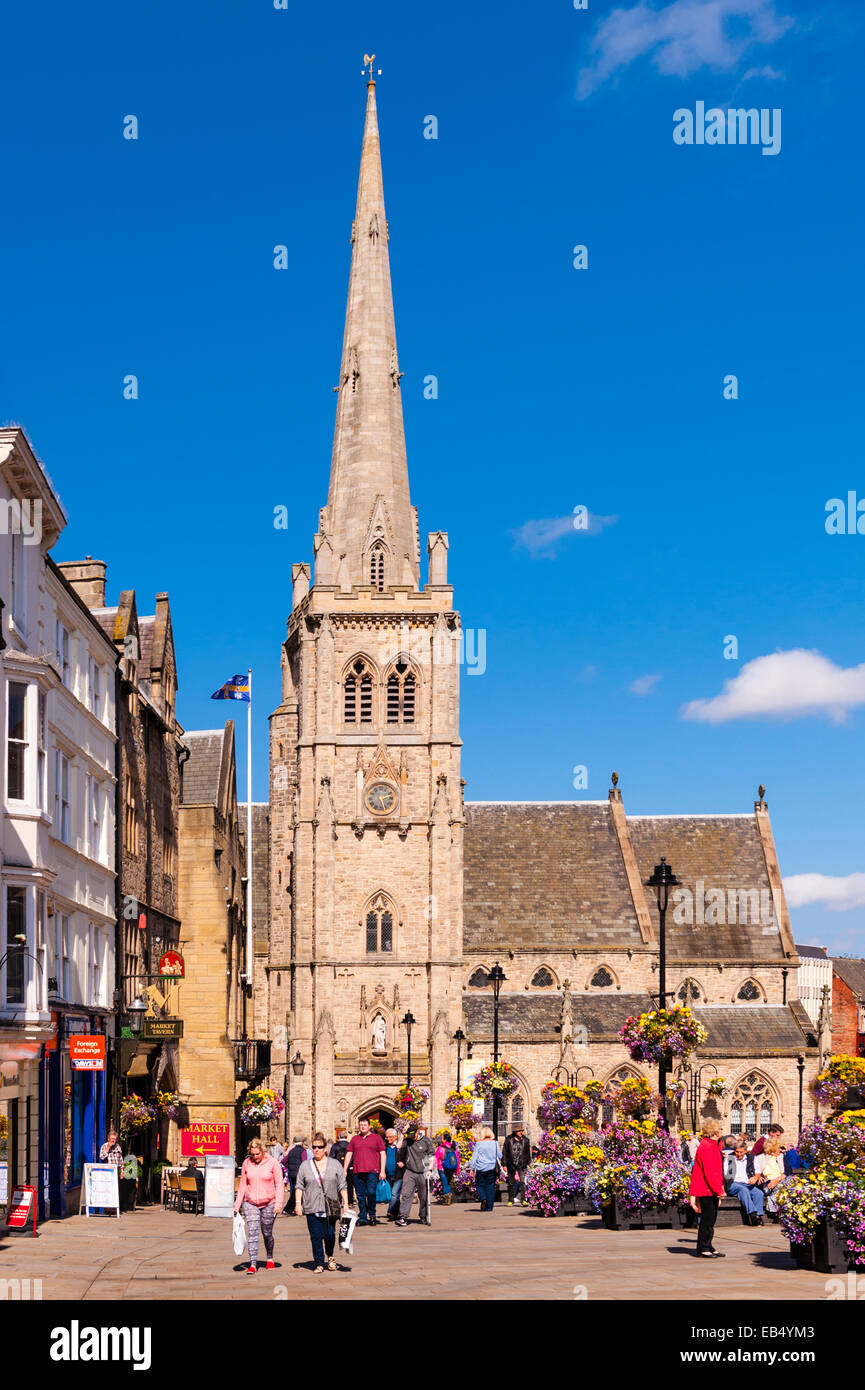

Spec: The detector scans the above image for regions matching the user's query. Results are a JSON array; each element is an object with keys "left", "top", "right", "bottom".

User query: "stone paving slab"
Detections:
[{"left": 0, "top": 1205, "right": 837, "bottom": 1302}]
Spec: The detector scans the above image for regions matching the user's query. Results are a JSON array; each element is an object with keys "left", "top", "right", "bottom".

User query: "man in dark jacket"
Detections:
[
  {"left": 723, "top": 1138, "right": 766, "bottom": 1225},
  {"left": 394, "top": 1127, "right": 435, "bottom": 1226},
  {"left": 282, "top": 1136, "right": 308, "bottom": 1213},
  {"left": 501, "top": 1126, "right": 531, "bottom": 1206}
]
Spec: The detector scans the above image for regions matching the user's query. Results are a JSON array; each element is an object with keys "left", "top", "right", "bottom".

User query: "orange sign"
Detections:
[
  {"left": 181, "top": 1123, "right": 231, "bottom": 1157},
  {"left": 70, "top": 1035, "right": 105, "bottom": 1071}
]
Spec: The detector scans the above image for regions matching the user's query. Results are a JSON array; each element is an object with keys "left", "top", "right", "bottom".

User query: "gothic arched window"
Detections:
[
  {"left": 364, "top": 892, "right": 394, "bottom": 954},
  {"left": 483, "top": 1086, "right": 527, "bottom": 1142},
  {"left": 468, "top": 967, "right": 489, "bottom": 989},
  {"left": 591, "top": 967, "right": 613, "bottom": 988},
  {"left": 602, "top": 1067, "right": 640, "bottom": 1125},
  {"left": 370, "top": 545, "right": 386, "bottom": 592},
  {"left": 737, "top": 979, "right": 762, "bottom": 1002},
  {"left": 729, "top": 1074, "right": 774, "bottom": 1140},
  {"left": 678, "top": 978, "right": 702, "bottom": 1004},
  {"left": 344, "top": 658, "right": 374, "bottom": 726},
  {"left": 531, "top": 967, "right": 554, "bottom": 988},
  {"left": 386, "top": 659, "right": 416, "bottom": 726}
]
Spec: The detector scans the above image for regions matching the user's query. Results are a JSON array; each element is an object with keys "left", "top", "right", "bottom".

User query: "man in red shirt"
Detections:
[
  {"left": 752, "top": 1124, "right": 784, "bottom": 1157},
  {"left": 345, "top": 1118, "right": 386, "bottom": 1227}
]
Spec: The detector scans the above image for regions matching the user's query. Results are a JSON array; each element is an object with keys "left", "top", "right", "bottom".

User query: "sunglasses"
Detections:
[{"left": 312, "top": 1144, "right": 326, "bottom": 1150}]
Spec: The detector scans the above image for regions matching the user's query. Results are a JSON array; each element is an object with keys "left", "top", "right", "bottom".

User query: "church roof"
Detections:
[
  {"left": 463, "top": 802, "right": 644, "bottom": 952},
  {"left": 464, "top": 991, "right": 652, "bottom": 1040}
]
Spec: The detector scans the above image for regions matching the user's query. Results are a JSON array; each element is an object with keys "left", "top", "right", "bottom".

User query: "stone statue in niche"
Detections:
[{"left": 371, "top": 1015, "right": 387, "bottom": 1054}]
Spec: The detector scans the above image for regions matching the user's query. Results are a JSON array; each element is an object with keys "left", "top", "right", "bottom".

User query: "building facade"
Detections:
[{"left": 831, "top": 956, "right": 865, "bottom": 1059}]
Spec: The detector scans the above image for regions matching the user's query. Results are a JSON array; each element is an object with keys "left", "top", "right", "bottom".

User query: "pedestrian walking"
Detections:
[
  {"left": 295, "top": 1132, "right": 350, "bottom": 1272},
  {"left": 344, "top": 1118, "right": 386, "bottom": 1226},
  {"left": 435, "top": 1130, "right": 460, "bottom": 1204},
  {"left": 501, "top": 1124, "right": 531, "bottom": 1206},
  {"left": 394, "top": 1125, "right": 435, "bottom": 1226},
  {"left": 384, "top": 1127, "right": 403, "bottom": 1220},
  {"left": 234, "top": 1137, "right": 285, "bottom": 1274},
  {"left": 281, "top": 1135, "right": 308, "bottom": 1213},
  {"left": 688, "top": 1119, "right": 726, "bottom": 1258},
  {"left": 470, "top": 1129, "right": 502, "bottom": 1212},
  {"left": 330, "top": 1127, "right": 352, "bottom": 1206}
]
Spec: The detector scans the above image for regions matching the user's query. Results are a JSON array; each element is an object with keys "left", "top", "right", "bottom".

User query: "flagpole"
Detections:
[{"left": 246, "top": 667, "right": 253, "bottom": 986}]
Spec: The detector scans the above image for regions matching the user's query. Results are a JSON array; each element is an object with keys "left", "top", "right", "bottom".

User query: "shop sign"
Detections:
[
  {"left": 158, "top": 950, "right": 185, "bottom": 978},
  {"left": 70, "top": 1035, "right": 105, "bottom": 1071},
  {"left": 7, "top": 1184, "right": 37, "bottom": 1235},
  {"left": 141, "top": 1018, "right": 183, "bottom": 1040},
  {"left": 181, "top": 1123, "right": 231, "bottom": 1157}
]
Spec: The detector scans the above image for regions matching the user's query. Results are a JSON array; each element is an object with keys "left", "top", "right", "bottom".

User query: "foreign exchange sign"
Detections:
[
  {"left": 181, "top": 1123, "right": 231, "bottom": 1157},
  {"left": 70, "top": 1035, "right": 106, "bottom": 1071}
]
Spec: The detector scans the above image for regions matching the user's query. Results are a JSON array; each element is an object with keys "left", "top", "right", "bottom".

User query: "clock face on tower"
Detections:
[{"left": 365, "top": 782, "right": 397, "bottom": 816}]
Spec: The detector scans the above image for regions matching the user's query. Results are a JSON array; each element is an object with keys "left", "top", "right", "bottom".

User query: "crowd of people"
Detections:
[
  {"left": 231, "top": 1118, "right": 532, "bottom": 1273},
  {"left": 685, "top": 1118, "right": 807, "bottom": 1258}
]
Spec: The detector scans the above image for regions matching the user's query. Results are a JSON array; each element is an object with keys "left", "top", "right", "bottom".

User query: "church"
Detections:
[{"left": 260, "top": 77, "right": 819, "bottom": 1146}]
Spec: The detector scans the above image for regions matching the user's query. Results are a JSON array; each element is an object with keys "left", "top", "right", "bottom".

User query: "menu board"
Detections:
[{"left": 83, "top": 1162, "right": 120, "bottom": 1217}]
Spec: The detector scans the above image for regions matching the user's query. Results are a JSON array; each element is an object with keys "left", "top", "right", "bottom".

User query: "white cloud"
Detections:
[
  {"left": 681, "top": 649, "right": 865, "bottom": 723},
  {"left": 783, "top": 873, "right": 865, "bottom": 912},
  {"left": 741, "top": 63, "right": 784, "bottom": 78},
  {"left": 510, "top": 512, "right": 617, "bottom": 558},
  {"left": 577, "top": 0, "right": 794, "bottom": 99},
  {"left": 630, "top": 673, "right": 662, "bottom": 695}
]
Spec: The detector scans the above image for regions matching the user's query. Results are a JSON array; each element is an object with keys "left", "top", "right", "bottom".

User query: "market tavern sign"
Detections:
[{"left": 141, "top": 1018, "right": 183, "bottom": 1039}]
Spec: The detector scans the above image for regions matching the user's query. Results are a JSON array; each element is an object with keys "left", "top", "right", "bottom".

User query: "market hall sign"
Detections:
[
  {"left": 141, "top": 1018, "right": 183, "bottom": 1039},
  {"left": 181, "top": 1123, "right": 231, "bottom": 1157}
]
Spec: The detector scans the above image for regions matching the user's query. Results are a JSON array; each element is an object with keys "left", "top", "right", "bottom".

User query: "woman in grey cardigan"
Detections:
[{"left": 294, "top": 1132, "right": 350, "bottom": 1272}]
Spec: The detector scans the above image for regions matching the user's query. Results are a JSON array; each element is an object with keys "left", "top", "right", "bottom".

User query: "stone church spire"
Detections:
[{"left": 314, "top": 78, "right": 419, "bottom": 592}]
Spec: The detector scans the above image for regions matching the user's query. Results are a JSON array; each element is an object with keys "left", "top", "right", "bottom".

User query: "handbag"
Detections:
[
  {"left": 313, "top": 1160, "right": 342, "bottom": 1224},
  {"left": 376, "top": 1178, "right": 392, "bottom": 1204}
]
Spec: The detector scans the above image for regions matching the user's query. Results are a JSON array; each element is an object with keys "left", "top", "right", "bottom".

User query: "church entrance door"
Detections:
[{"left": 361, "top": 1106, "right": 397, "bottom": 1132}]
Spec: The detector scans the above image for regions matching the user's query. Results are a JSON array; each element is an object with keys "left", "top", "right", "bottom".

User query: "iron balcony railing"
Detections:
[{"left": 234, "top": 1039, "right": 272, "bottom": 1082}]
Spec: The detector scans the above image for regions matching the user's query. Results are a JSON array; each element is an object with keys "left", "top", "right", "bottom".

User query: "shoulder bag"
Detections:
[{"left": 313, "top": 1160, "right": 342, "bottom": 1224}]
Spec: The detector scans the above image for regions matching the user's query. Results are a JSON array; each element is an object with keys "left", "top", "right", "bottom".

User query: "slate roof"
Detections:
[
  {"left": 795, "top": 943, "right": 828, "bottom": 959},
  {"left": 627, "top": 814, "right": 783, "bottom": 961},
  {"left": 832, "top": 957, "right": 865, "bottom": 999},
  {"left": 181, "top": 729, "right": 228, "bottom": 805},
  {"left": 463, "top": 992, "right": 653, "bottom": 1040},
  {"left": 691, "top": 1005, "right": 812, "bottom": 1054},
  {"left": 463, "top": 803, "right": 644, "bottom": 952},
  {"left": 239, "top": 803, "right": 270, "bottom": 955}
]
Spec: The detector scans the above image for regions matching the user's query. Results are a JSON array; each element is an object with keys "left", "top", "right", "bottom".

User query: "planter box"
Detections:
[
  {"left": 604, "top": 1196, "right": 681, "bottom": 1230},
  {"left": 790, "top": 1218, "right": 864, "bottom": 1274},
  {"left": 556, "top": 1196, "right": 595, "bottom": 1216}
]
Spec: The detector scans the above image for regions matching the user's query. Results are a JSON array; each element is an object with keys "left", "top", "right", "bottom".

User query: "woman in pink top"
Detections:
[{"left": 234, "top": 1137, "right": 285, "bottom": 1274}]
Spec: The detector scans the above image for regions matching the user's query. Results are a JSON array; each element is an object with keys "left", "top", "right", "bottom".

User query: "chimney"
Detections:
[{"left": 57, "top": 556, "right": 107, "bottom": 610}]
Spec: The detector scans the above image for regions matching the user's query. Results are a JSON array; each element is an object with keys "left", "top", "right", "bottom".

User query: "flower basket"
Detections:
[
  {"left": 240, "top": 1087, "right": 285, "bottom": 1126},
  {"left": 443, "top": 1088, "right": 477, "bottom": 1132},
  {"left": 811, "top": 1055, "right": 865, "bottom": 1110},
  {"left": 706, "top": 1077, "right": 727, "bottom": 1100},
  {"left": 394, "top": 1084, "right": 430, "bottom": 1115},
  {"left": 615, "top": 1077, "right": 653, "bottom": 1117},
  {"left": 120, "top": 1094, "right": 156, "bottom": 1132},
  {"left": 154, "top": 1090, "right": 180, "bottom": 1121},
  {"left": 537, "top": 1081, "right": 598, "bottom": 1129},
  {"left": 619, "top": 1007, "right": 707, "bottom": 1066},
  {"left": 471, "top": 1061, "right": 517, "bottom": 1100}
]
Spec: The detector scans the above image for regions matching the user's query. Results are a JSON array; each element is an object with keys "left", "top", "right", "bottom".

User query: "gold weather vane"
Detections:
[{"left": 363, "top": 53, "right": 382, "bottom": 80}]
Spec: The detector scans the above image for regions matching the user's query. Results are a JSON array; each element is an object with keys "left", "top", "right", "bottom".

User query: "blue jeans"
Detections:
[
  {"left": 729, "top": 1181, "right": 764, "bottom": 1216},
  {"left": 476, "top": 1169, "right": 497, "bottom": 1211},
  {"left": 440, "top": 1167, "right": 453, "bottom": 1196},
  {"left": 387, "top": 1176, "right": 403, "bottom": 1217},
  {"left": 354, "top": 1170, "right": 378, "bottom": 1223},
  {"left": 306, "top": 1213, "right": 336, "bottom": 1268}
]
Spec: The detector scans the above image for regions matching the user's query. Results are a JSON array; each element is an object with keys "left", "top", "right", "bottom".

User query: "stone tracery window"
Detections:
[
  {"left": 729, "top": 1073, "right": 774, "bottom": 1140},
  {"left": 737, "top": 979, "right": 762, "bottom": 1002},
  {"left": 344, "top": 658, "right": 374, "bottom": 726},
  {"left": 531, "top": 967, "right": 554, "bottom": 988},
  {"left": 591, "top": 967, "right": 613, "bottom": 988},
  {"left": 468, "top": 967, "right": 489, "bottom": 988},
  {"left": 364, "top": 892, "right": 394, "bottom": 954},
  {"left": 483, "top": 1086, "right": 527, "bottom": 1141},
  {"left": 678, "top": 977, "right": 702, "bottom": 1004}
]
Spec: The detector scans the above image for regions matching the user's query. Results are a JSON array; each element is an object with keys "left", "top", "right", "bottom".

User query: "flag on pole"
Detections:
[{"left": 211, "top": 674, "right": 250, "bottom": 702}]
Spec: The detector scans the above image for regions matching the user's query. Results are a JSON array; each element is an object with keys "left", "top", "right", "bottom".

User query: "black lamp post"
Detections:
[
  {"left": 645, "top": 857, "right": 681, "bottom": 1128},
  {"left": 126, "top": 995, "right": 148, "bottom": 1037},
  {"left": 453, "top": 1028, "right": 466, "bottom": 1091},
  {"left": 797, "top": 1054, "right": 805, "bottom": 1136},
  {"left": 401, "top": 1011, "right": 416, "bottom": 1087},
  {"left": 488, "top": 963, "right": 507, "bottom": 1142}
]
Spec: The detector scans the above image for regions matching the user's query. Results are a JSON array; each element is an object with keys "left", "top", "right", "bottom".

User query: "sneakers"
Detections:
[
  {"left": 246, "top": 1264, "right": 257, "bottom": 1275},
  {"left": 395, "top": 1218, "right": 408, "bottom": 1227},
  {"left": 265, "top": 1260, "right": 275, "bottom": 1270},
  {"left": 507, "top": 1201, "right": 513, "bottom": 1206}
]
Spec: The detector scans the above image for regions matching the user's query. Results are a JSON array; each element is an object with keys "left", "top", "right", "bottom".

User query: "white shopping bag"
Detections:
[
  {"left": 232, "top": 1212, "right": 247, "bottom": 1257},
  {"left": 338, "top": 1209, "right": 359, "bottom": 1255}
]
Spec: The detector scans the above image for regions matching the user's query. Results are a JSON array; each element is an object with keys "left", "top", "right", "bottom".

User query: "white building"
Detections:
[
  {"left": 1, "top": 427, "right": 117, "bottom": 1218},
  {"left": 794, "top": 943, "right": 832, "bottom": 1030}
]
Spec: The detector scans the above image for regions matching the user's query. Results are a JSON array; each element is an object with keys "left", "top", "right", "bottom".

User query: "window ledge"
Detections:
[{"left": 4, "top": 804, "right": 53, "bottom": 825}]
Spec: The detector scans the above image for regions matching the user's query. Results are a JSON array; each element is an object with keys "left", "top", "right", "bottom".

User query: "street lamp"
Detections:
[
  {"left": 290, "top": 1051, "right": 306, "bottom": 1076},
  {"left": 452, "top": 1028, "right": 466, "bottom": 1090},
  {"left": 126, "top": 996, "right": 148, "bottom": 1037},
  {"left": 488, "top": 962, "right": 507, "bottom": 1142},
  {"left": 797, "top": 1054, "right": 805, "bottom": 1136},
  {"left": 645, "top": 857, "right": 681, "bottom": 1128},
  {"left": 401, "top": 1011, "right": 416, "bottom": 1087}
]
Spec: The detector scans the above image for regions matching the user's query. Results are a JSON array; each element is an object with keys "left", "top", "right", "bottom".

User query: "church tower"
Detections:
[{"left": 268, "top": 76, "right": 464, "bottom": 1138}]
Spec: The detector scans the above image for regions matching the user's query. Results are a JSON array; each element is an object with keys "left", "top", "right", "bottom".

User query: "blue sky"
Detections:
[{"left": 1, "top": 0, "right": 862, "bottom": 953}]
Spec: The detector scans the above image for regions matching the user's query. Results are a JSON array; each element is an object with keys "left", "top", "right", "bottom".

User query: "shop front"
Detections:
[{"left": 41, "top": 1011, "right": 109, "bottom": 1219}]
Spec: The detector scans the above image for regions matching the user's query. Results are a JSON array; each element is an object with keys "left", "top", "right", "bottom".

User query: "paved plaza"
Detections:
[{"left": 0, "top": 1203, "right": 838, "bottom": 1302}]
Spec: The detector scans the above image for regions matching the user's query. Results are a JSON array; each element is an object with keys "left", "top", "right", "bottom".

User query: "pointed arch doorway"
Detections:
[{"left": 359, "top": 1103, "right": 397, "bottom": 1133}]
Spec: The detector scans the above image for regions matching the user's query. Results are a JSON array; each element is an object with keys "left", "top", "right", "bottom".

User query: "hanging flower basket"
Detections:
[
  {"left": 619, "top": 1007, "right": 707, "bottom": 1066},
  {"left": 614, "top": 1077, "right": 654, "bottom": 1117},
  {"left": 394, "top": 1084, "right": 430, "bottom": 1114},
  {"left": 240, "top": 1087, "right": 285, "bottom": 1126},
  {"left": 154, "top": 1090, "right": 180, "bottom": 1120},
  {"left": 120, "top": 1094, "right": 156, "bottom": 1132},
  {"left": 666, "top": 1079, "right": 687, "bottom": 1107},
  {"left": 444, "top": 1087, "right": 478, "bottom": 1131},
  {"left": 472, "top": 1061, "right": 517, "bottom": 1100},
  {"left": 706, "top": 1077, "right": 727, "bottom": 1100}
]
